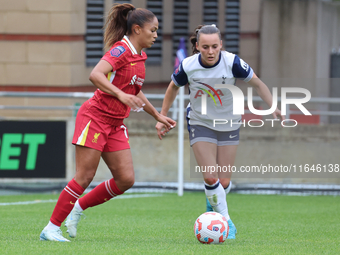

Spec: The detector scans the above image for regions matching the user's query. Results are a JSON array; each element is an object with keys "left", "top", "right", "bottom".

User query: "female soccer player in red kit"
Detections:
[{"left": 40, "top": 3, "right": 176, "bottom": 242}]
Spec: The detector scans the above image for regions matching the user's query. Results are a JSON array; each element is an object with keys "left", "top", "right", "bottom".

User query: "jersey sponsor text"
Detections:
[{"left": 194, "top": 89, "right": 224, "bottom": 99}]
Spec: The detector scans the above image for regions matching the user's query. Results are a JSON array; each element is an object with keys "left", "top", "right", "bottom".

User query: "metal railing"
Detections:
[{"left": 0, "top": 92, "right": 183, "bottom": 120}]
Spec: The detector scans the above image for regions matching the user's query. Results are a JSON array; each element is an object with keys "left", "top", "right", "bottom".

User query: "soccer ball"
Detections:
[{"left": 194, "top": 212, "right": 229, "bottom": 244}]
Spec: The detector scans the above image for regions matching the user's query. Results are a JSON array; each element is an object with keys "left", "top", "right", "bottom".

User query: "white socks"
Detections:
[
  {"left": 74, "top": 200, "right": 84, "bottom": 212},
  {"left": 44, "top": 201, "right": 84, "bottom": 231},
  {"left": 44, "top": 221, "right": 59, "bottom": 231},
  {"left": 225, "top": 181, "right": 232, "bottom": 195},
  {"left": 205, "top": 180, "right": 230, "bottom": 220}
]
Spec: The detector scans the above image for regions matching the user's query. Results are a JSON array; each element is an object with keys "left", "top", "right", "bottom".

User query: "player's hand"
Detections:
[
  {"left": 117, "top": 92, "right": 145, "bottom": 112},
  {"left": 155, "top": 122, "right": 167, "bottom": 140},
  {"left": 155, "top": 115, "right": 176, "bottom": 140},
  {"left": 272, "top": 108, "right": 285, "bottom": 121}
]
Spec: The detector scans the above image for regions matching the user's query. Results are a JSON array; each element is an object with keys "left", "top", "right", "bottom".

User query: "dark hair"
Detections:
[
  {"left": 103, "top": 3, "right": 156, "bottom": 51},
  {"left": 190, "top": 24, "right": 222, "bottom": 54}
]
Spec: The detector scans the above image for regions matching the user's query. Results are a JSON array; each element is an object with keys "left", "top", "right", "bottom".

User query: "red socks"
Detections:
[
  {"left": 50, "top": 179, "right": 85, "bottom": 226},
  {"left": 49, "top": 178, "right": 123, "bottom": 226},
  {"left": 78, "top": 178, "right": 123, "bottom": 210}
]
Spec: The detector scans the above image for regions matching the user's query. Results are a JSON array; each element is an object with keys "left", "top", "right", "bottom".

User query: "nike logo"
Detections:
[
  {"left": 70, "top": 201, "right": 75, "bottom": 205},
  {"left": 131, "top": 63, "right": 137, "bottom": 66},
  {"left": 193, "top": 78, "right": 200, "bottom": 82},
  {"left": 229, "top": 135, "right": 238, "bottom": 139}
]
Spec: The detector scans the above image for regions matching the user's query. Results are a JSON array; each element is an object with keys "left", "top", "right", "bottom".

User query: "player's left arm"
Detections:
[
  {"left": 136, "top": 91, "right": 177, "bottom": 130},
  {"left": 247, "top": 73, "right": 285, "bottom": 120}
]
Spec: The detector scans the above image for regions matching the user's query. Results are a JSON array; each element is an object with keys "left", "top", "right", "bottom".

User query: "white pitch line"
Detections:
[
  {"left": 0, "top": 194, "right": 163, "bottom": 206},
  {"left": 113, "top": 194, "right": 163, "bottom": 199},
  {"left": 0, "top": 199, "right": 58, "bottom": 206}
]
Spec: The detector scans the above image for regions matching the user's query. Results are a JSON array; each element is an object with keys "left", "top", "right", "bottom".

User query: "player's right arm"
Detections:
[
  {"left": 156, "top": 62, "right": 188, "bottom": 140},
  {"left": 155, "top": 81, "right": 179, "bottom": 139},
  {"left": 89, "top": 60, "right": 144, "bottom": 111},
  {"left": 160, "top": 81, "right": 180, "bottom": 116}
]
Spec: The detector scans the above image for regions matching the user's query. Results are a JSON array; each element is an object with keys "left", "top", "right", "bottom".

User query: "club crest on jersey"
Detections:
[
  {"left": 110, "top": 46, "right": 126, "bottom": 57},
  {"left": 194, "top": 82, "right": 223, "bottom": 106},
  {"left": 222, "top": 75, "right": 227, "bottom": 84}
]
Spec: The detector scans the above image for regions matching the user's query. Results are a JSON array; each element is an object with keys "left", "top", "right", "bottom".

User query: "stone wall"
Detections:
[
  {"left": 0, "top": 0, "right": 91, "bottom": 88},
  {"left": 260, "top": 0, "right": 340, "bottom": 87},
  {"left": 0, "top": 0, "right": 263, "bottom": 89}
]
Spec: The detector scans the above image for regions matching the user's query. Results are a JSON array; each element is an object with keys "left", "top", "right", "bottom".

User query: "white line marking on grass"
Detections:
[
  {"left": 0, "top": 194, "right": 163, "bottom": 206},
  {"left": 113, "top": 194, "right": 163, "bottom": 199},
  {"left": 0, "top": 199, "right": 57, "bottom": 206}
]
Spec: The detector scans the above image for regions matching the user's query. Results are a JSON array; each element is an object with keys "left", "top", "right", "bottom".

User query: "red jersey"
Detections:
[{"left": 88, "top": 36, "right": 147, "bottom": 125}]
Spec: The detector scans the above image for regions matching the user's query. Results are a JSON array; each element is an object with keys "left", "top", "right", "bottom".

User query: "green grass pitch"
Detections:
[{"left": 0, "top": 192, "right": 339, "bottom": 255}]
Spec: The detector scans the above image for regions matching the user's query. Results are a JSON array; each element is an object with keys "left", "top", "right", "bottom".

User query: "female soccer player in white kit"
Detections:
[{"left": 156, "top": 24, "right": 283, "bottom": 239}]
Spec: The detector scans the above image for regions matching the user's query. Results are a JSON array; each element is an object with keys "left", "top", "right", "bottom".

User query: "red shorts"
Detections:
[{"left": 72, "top": 103, "right": 130, "bottom": 152}]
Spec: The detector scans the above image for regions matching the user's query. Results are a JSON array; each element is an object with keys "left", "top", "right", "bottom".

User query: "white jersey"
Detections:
[{"left": 171, "top": 51, "right": 254, "bottom": 131}]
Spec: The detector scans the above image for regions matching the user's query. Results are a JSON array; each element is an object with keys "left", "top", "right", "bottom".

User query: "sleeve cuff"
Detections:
[
  {"left": 171, "top": 74, "right": 184, "bottom": 87},
  {"left": 244, "top": 68, "right": 254, "bottom": 83},
  {"left": 101, "top": 57, "right": 115, "bottom": 70}
]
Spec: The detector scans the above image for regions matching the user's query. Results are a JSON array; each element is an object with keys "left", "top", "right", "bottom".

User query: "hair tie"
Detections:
[{"left": 132, "top": 7, "right": 136, "bottom": 10}]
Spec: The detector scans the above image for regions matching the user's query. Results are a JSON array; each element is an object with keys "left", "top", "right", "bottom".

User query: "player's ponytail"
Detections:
[
  {"left": 190, "top": 25, "right": 203, "bottom": 54},
  {"left": 190, "top": 24, "right": 222, "bottom": 54},
  {"left": 103, "top": 3, "right": 156, "bottom": 51}
]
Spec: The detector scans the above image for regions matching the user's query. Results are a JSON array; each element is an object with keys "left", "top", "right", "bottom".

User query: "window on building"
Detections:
[
  {"left": 225, "top": 0, "right": 240, "bottom": 54},
  {"left": 173, "top": 0, "right": 189, "bottom": 58},
  {"left": 203, "top": 0, "right": 218, "bottom": 25},
  {"left": 85, "top": 0, "right": 104, "bottom": 66},
  {"left": 114, "top": 0, "right": 131, "bottom": 4},
  {"left": 145, "top": 0, "right": 163, "bottom": 64}
]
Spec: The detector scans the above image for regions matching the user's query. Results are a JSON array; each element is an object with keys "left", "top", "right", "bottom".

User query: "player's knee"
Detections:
[
  {"left": 117, "top": 173, "right": 135, "bottom": 192},
  {"left": 74, "top": 171, "right": 95, "bottom": 188},
  {"left": 204, "top": 177, "right": 219, "bottom": 186},
  {"left": 125, "top": 173, "right": 135, "bottom": 189},
  {"left": 80, "top": 175, "right": 94, "bottom": 188},
  {"left": 125, "top": 177, "right": 135, "bottom": 190}
]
